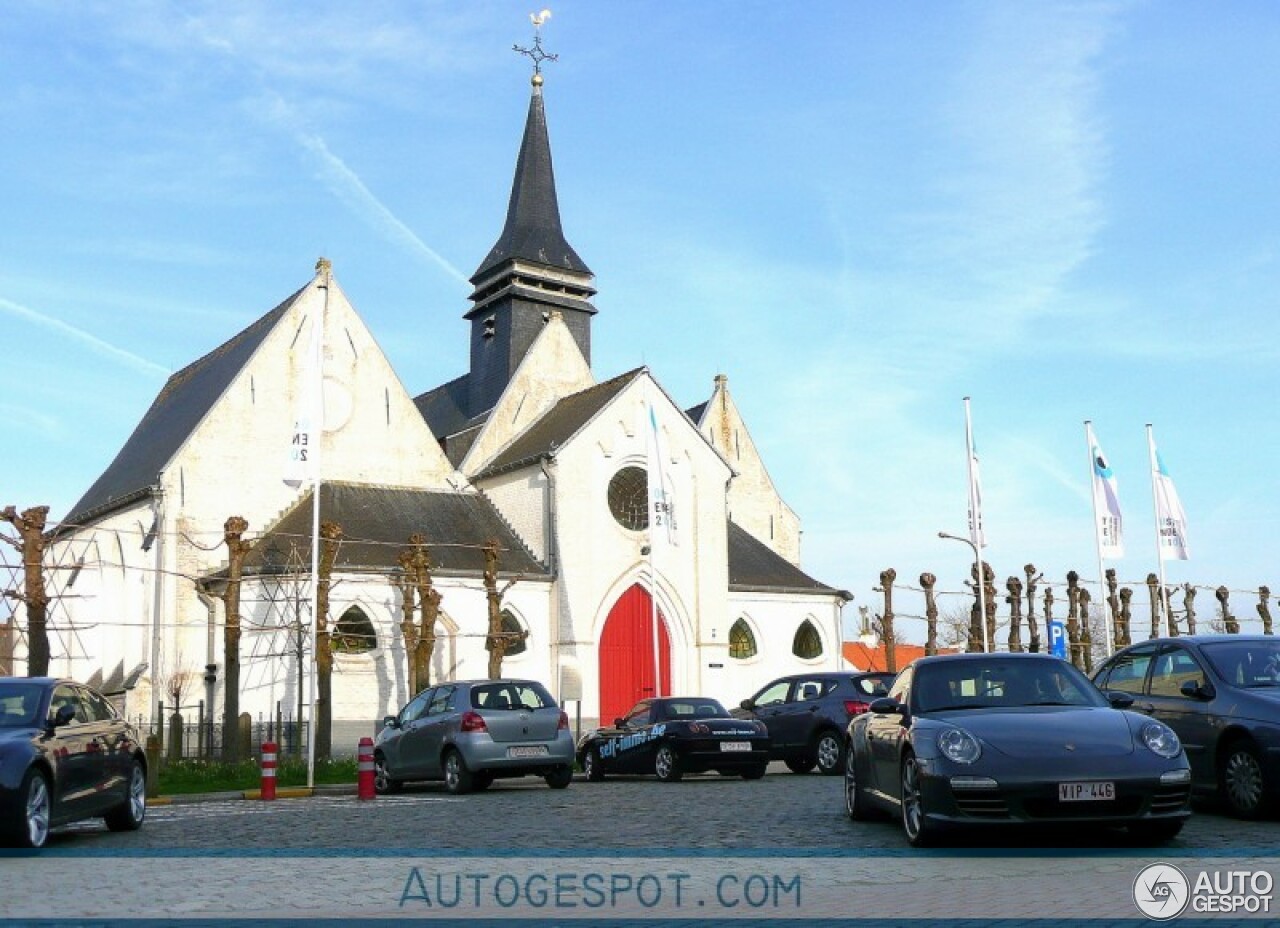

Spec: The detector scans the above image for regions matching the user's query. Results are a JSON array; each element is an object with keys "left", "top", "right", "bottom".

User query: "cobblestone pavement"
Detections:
[{"left": 46, "top": 763, "right": 1277, "bottom": 852}]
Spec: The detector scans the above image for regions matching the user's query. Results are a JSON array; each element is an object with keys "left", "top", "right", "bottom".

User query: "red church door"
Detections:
[{"left": 598, "top": 584, "right": 671, "bottom": 725}]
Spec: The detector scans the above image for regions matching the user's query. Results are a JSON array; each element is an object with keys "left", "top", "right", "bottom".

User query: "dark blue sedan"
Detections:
[
  {"left": 1094, "top": 635, "right": 1280, "bottom": 818},
  {"left": 0, "top": 678, "right": 148, "bottom": 848}
]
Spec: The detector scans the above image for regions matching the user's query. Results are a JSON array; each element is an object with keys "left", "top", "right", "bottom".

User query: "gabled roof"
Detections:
[
  {"left": 61, "top": 285, "right": 307, "bottom": 529},
  {"left": 473, "top": 368, "right": 642, "bottom": 477},
  {"left": 472, "top": 84, "right": 589, "bottom": 282},
  {"left": 214, "top": 482, "right": 548, "bottom": 579},
  {"left": 685, "top": 400, "right": 709, "bottom": 425},
  {"left": 727, "top": 521, "right": 845, "bottom": 598}
]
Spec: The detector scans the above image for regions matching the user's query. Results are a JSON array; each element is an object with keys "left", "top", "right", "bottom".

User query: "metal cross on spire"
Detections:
[{"left": 514, "top": 9, "right": 558, "bottom": 82}]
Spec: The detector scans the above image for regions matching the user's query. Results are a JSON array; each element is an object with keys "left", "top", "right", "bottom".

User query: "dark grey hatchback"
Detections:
[
  {"left": 733, "top": 671, "right": 895, "bottom": 775},
  {"left": 1093, "top": 635, "right": 1280, "bottom": 818}
]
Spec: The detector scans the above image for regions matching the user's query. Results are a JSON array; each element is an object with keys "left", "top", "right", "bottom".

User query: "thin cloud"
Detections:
[{"left": 0, "top": 296, "right": 169, "bottom": 378}]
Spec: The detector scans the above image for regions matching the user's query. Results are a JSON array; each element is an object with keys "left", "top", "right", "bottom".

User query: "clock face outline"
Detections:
[{"left": 607, "top": 466, "right": 649, "bottom": 532}]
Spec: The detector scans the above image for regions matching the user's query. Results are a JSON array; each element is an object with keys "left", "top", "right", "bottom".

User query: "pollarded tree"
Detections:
[
  {"left": 315, "top": 520, "right": 343, "bottom": 761},
  {"left": 483, "top": 540, "right": 524, "bottom": 679},
  {"left": 877, "top": 569, "right": 898, "bottom": 672},
  {"left": 1, "top": 505, "right": 50, "bottom": 676},
  {"left": 218, "top": 516, "right": 253, "bottom": 763},
  {"left": 920, "top": 572, "right": 939, "bottom": 657}
]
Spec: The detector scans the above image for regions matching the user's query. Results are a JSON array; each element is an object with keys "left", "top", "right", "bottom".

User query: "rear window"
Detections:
[
  {"left": 853, "top": 676, "right": 893, "bottom": 697},
  {"left": 661, "top": 700, "right": 728, "bottom": 720},
  {"left": 0, "top": 681, "right": 42, "bottom": 727},
  {"left": 470, "top": 682, "right": 556, "bottom": 711}
]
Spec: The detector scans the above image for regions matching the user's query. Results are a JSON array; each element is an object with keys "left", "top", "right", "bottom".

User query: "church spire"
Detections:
[{"left": 464, "top": 13, "right": 597, "bottom": 416}]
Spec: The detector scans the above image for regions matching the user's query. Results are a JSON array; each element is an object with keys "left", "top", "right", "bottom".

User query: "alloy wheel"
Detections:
[
  {"left": 24, "top": 771, "right": 51, "bottom": 849},
  {"left": 901, "top": 755, "right": 926, "bottom": 844},
  {"left": 816, "top": 733, "right": 842, "bottom": 775}
]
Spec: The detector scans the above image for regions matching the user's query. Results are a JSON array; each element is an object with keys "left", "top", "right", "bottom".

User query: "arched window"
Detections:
[
  {"left": 792, "top": 620, "right": 823, "bottom": 660},
  {"left": 501, "top": 609, "right": 527, "bottom": 656},
  {"left": 332, "top": 606, "right": 377, "bottom": 654},
  {"left": 728, "top": 619, "right": 757, "bottom": 660}
]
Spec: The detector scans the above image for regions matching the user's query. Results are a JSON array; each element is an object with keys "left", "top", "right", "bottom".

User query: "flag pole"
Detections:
[
  {"left": 306, "top": 262, "right": 329, "bottom": 789},
  {"left": 1085, "top": 421, "right": 1115, "bottom": 657},
  {"left": 1146, "top": 424, "right": 1172, "bottom": 638},
  {"left": 646, "top": 380, "right": 662, "bottom": 699},
  {"left": 963, "top": 397, "right": 989, "bottom": 652}
]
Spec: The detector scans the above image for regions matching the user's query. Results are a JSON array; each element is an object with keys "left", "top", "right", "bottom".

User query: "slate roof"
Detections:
[
  {"left": 685, "top": 401, "right": 709, "bottom": 426},
  {"left": 727, "top": 521, "right": 846, "bottom": 598},
  {"left": 61, "top": 285, "right": 307, "bottom": 529},
  {"left": 471, "top": 85, "right": 589, "bottom": 282},
  {"left": 217, "top": 482, "right": 548, "bottom": 580},
  {"left": 473, "top": 368, "right": 642, "bottom": 477}
]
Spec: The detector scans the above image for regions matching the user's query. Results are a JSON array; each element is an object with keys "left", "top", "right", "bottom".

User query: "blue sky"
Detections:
[{"left": 2, "top": 2, "right": 1277, "bottom": 642}]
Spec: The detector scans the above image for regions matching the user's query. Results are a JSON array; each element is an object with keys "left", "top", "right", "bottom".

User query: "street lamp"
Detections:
[{"left": 937, "top": 531, "right": 990, "bottom": 653}]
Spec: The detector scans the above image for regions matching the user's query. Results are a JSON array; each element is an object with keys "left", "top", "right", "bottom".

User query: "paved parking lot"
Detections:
[{"left": 47, "top": 763, "right": 1276, "bottom": 853}]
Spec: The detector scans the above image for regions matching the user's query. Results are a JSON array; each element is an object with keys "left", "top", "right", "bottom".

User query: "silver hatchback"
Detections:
[{"left": 374, "top": 679, "right": 575, "bottom": 794}]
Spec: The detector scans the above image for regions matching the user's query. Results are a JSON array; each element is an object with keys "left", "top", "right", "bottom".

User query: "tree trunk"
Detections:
[
  {"left": 920, "top": 573, "right": 938, "bottom": 657},
  {"left": 1006, "top": 576, "right": 1024, "bottom": 652},
  {"left": 2, "top": 506, "right": 50, "bottom": 676},
  {"left": 483, "top": 541, "right": 523, "bottom": 679},
  {"left": 1066, "top": 571, "right": 1082, "bottom": 669},
  {"left": 221, "top": 516, "right": 252, "bottom": 763},
  {"left": 879, "top": 569, "right": 897, "bottom": 672},
  {"left": 1079, "top": 589, "right": 1093, "bottom": 674},
  {"left": 1024, "top": 565, "right": 1042, "bottom": 653},
  {"left": 316, "top": 521, "right": 343, "bottom": 762},
  {"left": 1258, "top": 586, "right": 1273, "bottom": 636},
  {"left": 396, "top": 548, "right": 419, "bottom": 694},
  {"left": 1183, "top": 584, "right": 1197, "bottom": 635},
  {"left": 1216, "top": 586, "right": 1238, "bottom": 634},
  {"left": 1107, "top": 569, "right": 1126, "bottom": 647},
  {"left": 411, "top": 534, "right": 440, "bottom": 692},
  {"left": 1145, "top": 574, "right": 1162, "bottom": 640}
]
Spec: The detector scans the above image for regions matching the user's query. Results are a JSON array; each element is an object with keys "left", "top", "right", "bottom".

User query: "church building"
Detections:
[{"left": 40, "top": 53, "right": 849, "bottom": 744}]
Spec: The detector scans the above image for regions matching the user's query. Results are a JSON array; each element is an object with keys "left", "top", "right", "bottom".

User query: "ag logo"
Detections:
[{"left": 1133, "top": 862, "right": 1190, "bottom": 920}]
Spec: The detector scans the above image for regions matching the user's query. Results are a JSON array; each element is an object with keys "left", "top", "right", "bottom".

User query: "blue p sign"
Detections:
[{"left": 1049, "top": 620, "right": 1067, "bottom": 659}]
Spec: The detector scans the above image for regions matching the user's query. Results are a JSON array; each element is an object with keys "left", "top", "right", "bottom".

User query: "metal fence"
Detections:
[{"left": 140, "top": 700, "right": 311, "bottom": 761}]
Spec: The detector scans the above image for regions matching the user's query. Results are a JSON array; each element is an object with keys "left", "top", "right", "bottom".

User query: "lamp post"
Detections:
[{"left": 938, "top": 531, "right": 990, "bottom": 653}]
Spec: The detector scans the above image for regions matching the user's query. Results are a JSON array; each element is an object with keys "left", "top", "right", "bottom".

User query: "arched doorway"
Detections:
[{"left": 598, "top": 583, "right": 671, "bottom": 724}]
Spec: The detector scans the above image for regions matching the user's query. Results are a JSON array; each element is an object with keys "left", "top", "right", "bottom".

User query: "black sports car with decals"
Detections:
[{"left": 577, "top": 697, "right": 771, "bottom": 782}]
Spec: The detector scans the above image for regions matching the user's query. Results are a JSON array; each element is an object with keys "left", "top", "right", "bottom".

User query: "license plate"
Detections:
[
  {"left": 1058, "top": 781, "right": 1115, "bottom": 801},
  {"left": 720, "top": 741, "right": 751, "bottom": 752},
  {"left": 507, "top": 745, "right": 549, "bottom": 758}
]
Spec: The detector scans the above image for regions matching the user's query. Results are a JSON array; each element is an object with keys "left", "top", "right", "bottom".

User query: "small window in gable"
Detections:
[
  {"left": 332, "top": 606, "right": 377, "bottom": 654},
  {"left": 501, "top": 609, "right": 527, "bottom": 656},
  {"left": 792, "top": 620, "right": 823, "bottom": 660},
  {"left": 728, "top": 619, "right": 757, "bottom": 660}
]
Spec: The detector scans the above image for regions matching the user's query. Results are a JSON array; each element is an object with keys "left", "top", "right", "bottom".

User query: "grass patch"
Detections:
[{"left": 157, "top": 757, "right": 358, "bottom": 794}]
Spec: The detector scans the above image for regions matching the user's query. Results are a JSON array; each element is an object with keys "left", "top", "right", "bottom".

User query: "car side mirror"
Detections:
[
  {"left": 1180, "top": 680, "right": 1213, "bottom": 701},
  {"left": 46, "top": 704, "right": 76, "bottom": 731},
  {"left": 613, "top": 717, "right": 626, "bottom": 729},
  {"left": 1105, "top": 691, "right": 1134, "bottom": 709},
  {"left": 382, "top": 715, "right": 398, "bottom": 730},
  {"left": 868, "top": 697, "right": 902, "bottom": 715},
  {"left": 739, "top": 699, "right": 754, "bottom": 711}
]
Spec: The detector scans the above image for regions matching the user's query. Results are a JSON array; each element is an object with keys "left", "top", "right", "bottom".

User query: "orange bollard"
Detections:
[
  {"left": 357, "top": 736, "right": 376, "bottom": 800},
  {"left": 260, "top": 741, "right": 277, "bottom": 801}
]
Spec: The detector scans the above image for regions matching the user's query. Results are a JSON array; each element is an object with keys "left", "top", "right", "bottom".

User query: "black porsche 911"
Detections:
[
  {"left": 844, "top": 653, "right": 1192, "bottom": 847},
  {"left": 577, "top": 697, "right": 770, "bottom": 782}
]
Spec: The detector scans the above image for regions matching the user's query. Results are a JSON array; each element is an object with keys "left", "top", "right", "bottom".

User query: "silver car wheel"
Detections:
[
  {"left": 901, "top": 755, "right": 925, "bottom": 843},
  {"left": 816, "top": 733, "right": 842, "bottom": 775},
  {"left": 844, "top": 741, "right": 862, "bottom": 820},
  {"left": 654, "top": 745, "right": 682, "bottom": 782},
  {"left": 24, "top": 770, "right": 51, "bottom": 849},
  {"left": 127, "top": 763, "right": 146, "bottom": 823}
]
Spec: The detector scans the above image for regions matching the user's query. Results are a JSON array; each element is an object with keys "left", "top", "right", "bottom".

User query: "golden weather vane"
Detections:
[{"left": 514, "top": 9, "right": 558, "bottom": 81}]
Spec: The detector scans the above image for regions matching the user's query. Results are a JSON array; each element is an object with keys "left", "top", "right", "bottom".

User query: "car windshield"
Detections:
[
  {"left": 913, "top": 659, "right": 1106, "bottom": 713},
  {"left": 470, "top": 682, "right": 556, "bottom": 710},
  {"left": 0, "top": 681, "right": 43, "bottom": 727},
  {"left": 660, "top": 699, "right": 728, "bottom": 720},
  {"left": 1199, "top": 640, "right": 1280, "bottom": 688}
]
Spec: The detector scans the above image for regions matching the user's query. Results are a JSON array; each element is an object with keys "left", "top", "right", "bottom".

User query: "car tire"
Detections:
[
  {"left": 815, "top": 731, "right": 844, "bottom": 776},
  {"left": 584, "top": 748, "right": 605, "bottom": 782},
  {"left": 654, "top": 745, "right": 683, "bottom": 782},
  {"left": 544, "top": 765, "right": 573, "bottom": 789},
  {"left": 1129, "top": 820, "right": 1184, "bottom": 844},
  {"left": 373, "top": 754, "right": 403, "bottom": 795},
  {"left": 443, "top": 750, "right": 474, "bottom": 795},
  {"left": 104, "top": 758, "right": 147, "bottom": 832},
  {"left": 7, "top": 767, "right": 52, "bottom": 849},
  {"left": 1220, "top": 739, "right": 1269, "bottom": 819},
  {"left": 784, "top": 757, "right": 816, "bottom": 774},
  {"left": 900, "top": 753, "right": 936, "bottom": 847},
  {"left": 844, "top": 739, "right": 870, "bottom": 821},
  {"left": 739, "top": 764, "right": 768, "bottom": 780}
]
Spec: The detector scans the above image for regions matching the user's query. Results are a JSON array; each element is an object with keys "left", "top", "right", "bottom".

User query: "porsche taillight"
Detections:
[{"left": 460, "top": 710, "right": 488, "bottom": 732}]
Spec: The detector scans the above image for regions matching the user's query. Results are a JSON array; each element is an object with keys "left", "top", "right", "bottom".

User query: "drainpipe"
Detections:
[{"left": 539, "top": 456, "right": 559, "bottom": 701}]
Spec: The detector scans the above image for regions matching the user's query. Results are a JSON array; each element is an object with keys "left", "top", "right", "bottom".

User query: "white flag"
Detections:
[
  {"left": 644, "top": 399, "right": 678, "bottom": 547},
  {"left": 284, "top": 306, "right": 324, "bottom": 488},
  {"left": 1087, "top": 423, "right": 1124, "bottom": 558},
  {"left": 964, "top": 398, "right": 986, "bottom": 548},
  {"left": 1150, "top": 437, "right": 1189, "bottom": 561}
]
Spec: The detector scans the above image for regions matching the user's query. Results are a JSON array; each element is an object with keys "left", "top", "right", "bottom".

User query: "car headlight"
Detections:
[
  {"left": 937, "top": 728, "right": 981, "bottom": 764},
  {"left": 1141, "top": 721, "right": 1182, "bottom": 758}
]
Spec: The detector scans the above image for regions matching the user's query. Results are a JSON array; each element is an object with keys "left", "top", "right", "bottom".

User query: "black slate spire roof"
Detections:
[{"left": 472, "top": 82, "right": 589, "bottom": 281}]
